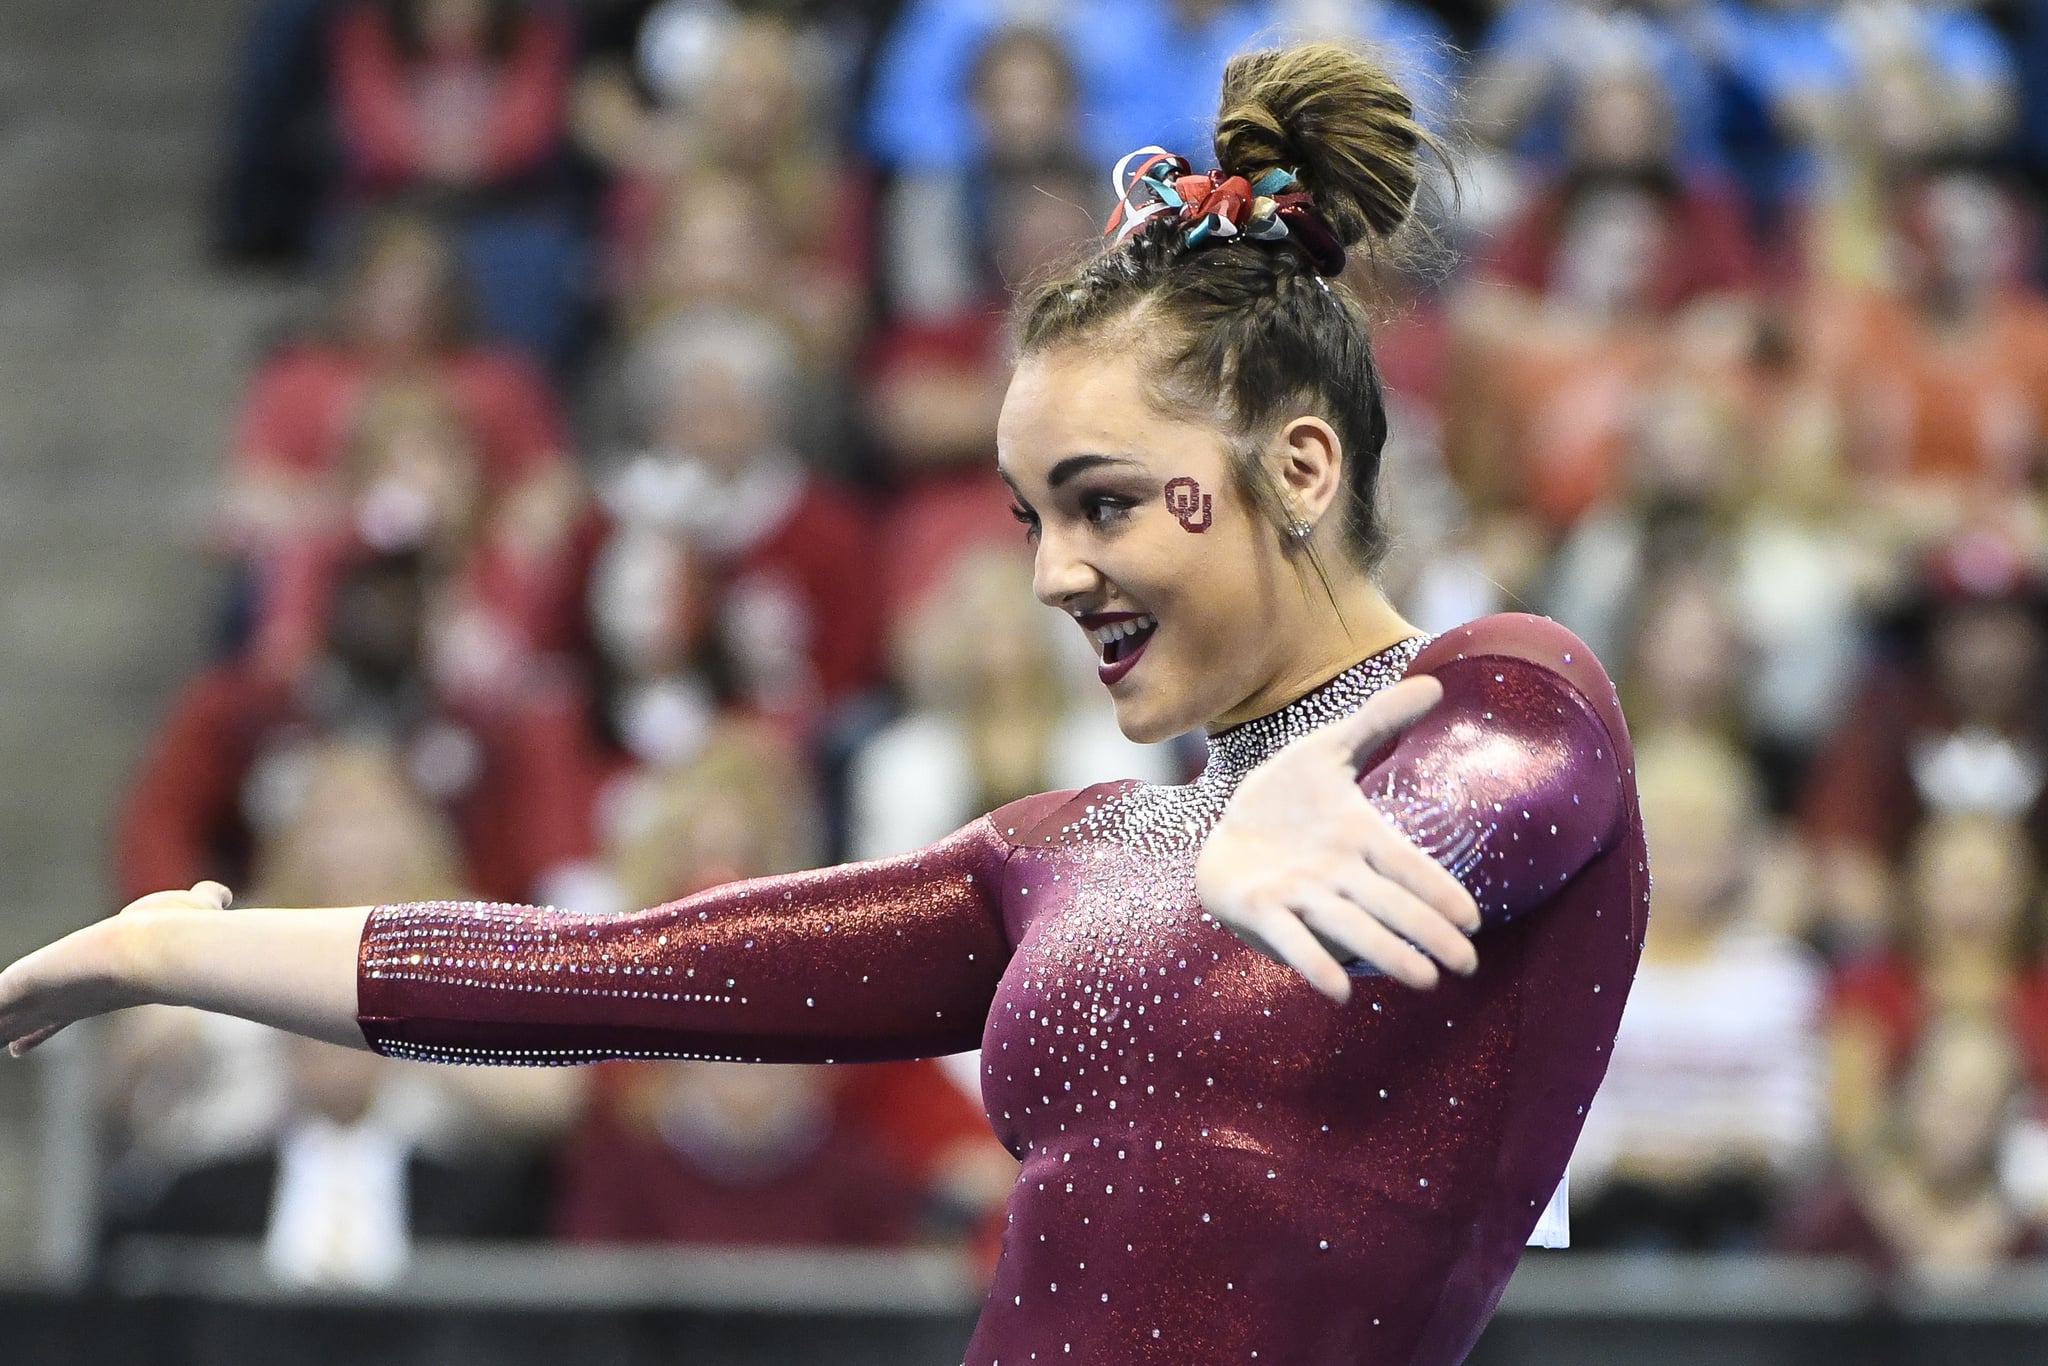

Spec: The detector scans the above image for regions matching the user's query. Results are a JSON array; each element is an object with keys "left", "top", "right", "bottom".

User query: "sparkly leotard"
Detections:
[{"left": 359, "top": 612, "right": 1647, "bottom": 1365}]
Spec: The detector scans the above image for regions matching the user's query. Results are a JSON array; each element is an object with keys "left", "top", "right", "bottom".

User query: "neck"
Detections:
[{"left": 1207, "top": 572, "right": 1416, "bottom": 733}]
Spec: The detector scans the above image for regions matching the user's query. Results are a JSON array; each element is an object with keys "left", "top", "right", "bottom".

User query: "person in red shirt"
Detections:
[
  {"left": 1824, "top": 810, "right": 2048, "bottom": 1163},
  {"left": 1779, "top": 1015, "right": 2046, "bottom": 1279},
  {"left": 598, "top": 305, "right": 882, "bottom": 735},
  {"left": 327, "top": 0, "right": 573, "bottom": 202},
  {"left": 1800, "top": 531, "right": 2048, "bottom": 951},
  {"left": 1477, "top": 66, "right": 1761, "bottom": 317},
  {"left": 116, "top": 549, "right": 575, "bottom": 905},
  {"left": 862, "top": 158, "right": 1103, "bottom": 631},
  {"left": 250, "top": 377, "right": 600, "bottom": 700},
  {"left": 223, "top": 211, "right": 577, "bottom": 571},
  {"left": 1813, "top": 173, "right": 2048, "bottom": 522}
]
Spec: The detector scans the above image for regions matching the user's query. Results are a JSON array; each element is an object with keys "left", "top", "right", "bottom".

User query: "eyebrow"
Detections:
[{"left": 1046, "top": 453, "right": 1141, "bottom": 488}]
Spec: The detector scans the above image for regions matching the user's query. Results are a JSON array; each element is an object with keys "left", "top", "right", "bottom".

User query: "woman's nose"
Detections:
[{"left": 1030, "top": 527, "right": 1097, "bottom": 608}]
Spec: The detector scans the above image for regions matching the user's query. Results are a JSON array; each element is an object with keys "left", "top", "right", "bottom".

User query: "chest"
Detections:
[{"left": 975, "top": 839, "right": 1530, "bottom": 1177}]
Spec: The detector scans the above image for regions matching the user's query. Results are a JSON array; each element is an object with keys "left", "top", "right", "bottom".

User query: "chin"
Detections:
[
  {"left": 1107, "top": 681, "right": 1202, "bottom": 746},
  {"left": 1110, "top": 706, "right": 1179, "bottom": 746}
]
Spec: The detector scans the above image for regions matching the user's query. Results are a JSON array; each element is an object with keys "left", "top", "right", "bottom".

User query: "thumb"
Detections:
[
  {"left": 1307, "top": 674, "right": 1444, "bottom": 772},
  {"left": 190, "top": 881, "right": 233, "bottom": 909}
]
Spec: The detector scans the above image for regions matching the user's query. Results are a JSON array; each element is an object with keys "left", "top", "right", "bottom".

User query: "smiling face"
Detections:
[{"left": 999, "top": 341, "right": 1367, "bottom": 742}]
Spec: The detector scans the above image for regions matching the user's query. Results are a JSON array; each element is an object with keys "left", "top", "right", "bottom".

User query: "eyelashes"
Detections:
[{"left": 1006, "top": 492, "right": 1138, "bottom": 538}]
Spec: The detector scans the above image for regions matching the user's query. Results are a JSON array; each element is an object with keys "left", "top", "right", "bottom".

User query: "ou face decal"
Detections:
[{"left": 1163, "top": 477, "right": 1212, "bottom": 532}]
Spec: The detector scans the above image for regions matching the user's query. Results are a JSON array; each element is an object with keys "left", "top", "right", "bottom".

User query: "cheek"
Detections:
[{"left": 1138, "top": 499, "right": 1282, "bottom": 658}]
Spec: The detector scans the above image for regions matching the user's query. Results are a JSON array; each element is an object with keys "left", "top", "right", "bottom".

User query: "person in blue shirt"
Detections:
[
  {"left": 864, "top": 0, "right": 1457, "bottom": 173},
  {"left": 1468, "top": 0, "right": 1726, "bottom": 173}
]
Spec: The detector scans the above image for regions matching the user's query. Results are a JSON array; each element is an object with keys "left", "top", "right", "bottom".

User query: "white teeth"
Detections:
[{"left": 1089, "top": 616, "right": 1156, "bottom": 647}]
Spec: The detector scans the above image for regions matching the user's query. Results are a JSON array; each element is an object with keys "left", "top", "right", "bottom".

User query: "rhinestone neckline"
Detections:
[{"left": 1071, "top": 635, "right": 1432, "bottom": 854}]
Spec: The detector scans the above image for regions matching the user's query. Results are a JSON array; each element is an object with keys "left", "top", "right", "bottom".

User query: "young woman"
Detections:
[{"left": 2, "top": 42, "right": 1645, "bottom": 1366}]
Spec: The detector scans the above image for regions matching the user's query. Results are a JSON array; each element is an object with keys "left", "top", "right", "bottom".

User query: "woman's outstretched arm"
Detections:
[
  {"left": 1, "top": 882, "right": 372, "bottom": 1055},
  {"left": 4, "top": 818, "right": 1016, "bottom": 1064}
]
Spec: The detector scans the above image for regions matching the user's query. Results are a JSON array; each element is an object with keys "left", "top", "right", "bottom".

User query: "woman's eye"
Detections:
[
  {"left": 1082, "top": 495, "right": 1132, "bottom": 526},
  {"left": 1009, "top": 502, "right": 1041, "bottom": 537}
]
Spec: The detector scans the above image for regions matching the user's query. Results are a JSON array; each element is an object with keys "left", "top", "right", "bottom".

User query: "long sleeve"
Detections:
[
  {"left": 358, "top": 816, "right": 1015, "bottom": 1066},
  {"left": 1363, "top": 619, "right": 1630, "bottom": 928}
]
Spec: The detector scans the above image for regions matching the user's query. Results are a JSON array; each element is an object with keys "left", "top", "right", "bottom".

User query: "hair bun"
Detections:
[{"left": 1213, "top": 41, "right": 1426, "bottom": 249}]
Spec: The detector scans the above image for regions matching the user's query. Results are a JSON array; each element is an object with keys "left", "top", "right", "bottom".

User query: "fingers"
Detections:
[
  {"left": 1326, "top": 867, "right": 1478, "bottom": 977},
  {"left": 1307, "top": 674, "right": 1444, "bottom": 770},
  {"left": 1294, "top": 891, "right": 1442, "bottom": 992},
  {"left": 8, "top": 1024, "right": 63, "bottom": 1058},
  {"left": 1358, "top": 820, "right": 1482, "bottom": 936},
  {"left": 1238, "top": 908, "right": 1354, "bottom": 1004}
]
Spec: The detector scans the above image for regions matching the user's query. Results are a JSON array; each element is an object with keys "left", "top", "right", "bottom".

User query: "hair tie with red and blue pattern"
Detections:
[{"left": 1101, "top": 147, "right": 1346, "bottom": 277}]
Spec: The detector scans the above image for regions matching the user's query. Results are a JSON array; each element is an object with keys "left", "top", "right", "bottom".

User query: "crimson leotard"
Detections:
[{"left": 359, "top": 613, "right": 1647, "bottom": 1365}]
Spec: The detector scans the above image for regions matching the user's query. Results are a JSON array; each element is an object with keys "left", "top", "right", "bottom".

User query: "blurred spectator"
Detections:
[
  {"left": 1810, "top": 173, "right": 2048, "bottom": 538},
  {"left": 1466, "top": 0, "right": 1724, "bottom": 174},
  {"left": 615, "top": 165, "right": 863, "bottom": 384},
  {"left": 326, "top": 0, "right": 588, "bottom": 366},
  {"left": 215, "top": 0, "right": 339, "bottom": 266},
  {"left": 108, "top": 1034, "right": 554, "bottom": 1287},
  {"left": 1832, "top": 0, "right": 2018, "bottom": 157},
  {"left": 864, "top": 154, "right": 1104, "bottom": 632},
  {"left": 116, "top": 550, "right": 577, "bottom": 905},
  {"left": 848, "top": 545, "right": 1176, "bottom": 862},
  {"left": 551, "top": 723, "right": 1013, "bottom": 1251},
  {"left": 1779, "top": 1013, "right": 2044, "bottom": 1283},
  {"left": 554, "top": 1060, "right": 944, "bottom": 1248},
  {"left": 252, "top": 379, "right": 600, "bottom": 701},
  {"left": 863, "top": 0, "right": 1273, "bottom": 174},
  {"left": 1479, "top": 65, "right": 1762, "bottom": 314},
  {"left": 329, "top": 0, "right": 573, "bottom": 202},
  {"left": 597, "top": 306, "right": 883, "bottom": 734},
  {"left": 1823, "top": 810, "right": 2048, "bottom": 1164},
  {"left": 1539, "top": 374, "right": 1745, "bottom": 670},
  {"left": 221, "top": 211, "right": 577, "bottom": 572},
  {"left": 880, "top": 25, "right": 1097, "bottom": 322},
  {"left": 104, "top": 740, "right": 579, "bottom": 1279},
  {"left": 1693, "top": 0, "right": 1854, "bottom": 237},
  {"left": 1450, "top": 59, "right": 1760, "bottom": 538},
  {"left": 1800, "top": 530, "right": 2048, "bottom": 950},
  {"left": 1802, "top": 6, "right": 2017, "bottom": 291},
  {"left": 582, "top": 10, "right": 872, "bottom": 306},
  {"left": 587, "top": 709, "right": 819, "bottom": 916},
  {"left": 1571, "top": 732, "right": 1827, "bottom": 1251},
  {"left": 1722, "top": 312, "right": 1877, "bottom": 805}
]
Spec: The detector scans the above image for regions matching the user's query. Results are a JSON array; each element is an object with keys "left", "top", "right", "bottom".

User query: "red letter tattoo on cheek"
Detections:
[{"left": 1164, "top": 477, "right": 1213, "bottom": 532}]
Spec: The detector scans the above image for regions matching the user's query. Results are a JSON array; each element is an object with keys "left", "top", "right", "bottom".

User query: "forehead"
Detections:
[{"left": 997, "top": 345, "right": 1225, "bottom": 486}]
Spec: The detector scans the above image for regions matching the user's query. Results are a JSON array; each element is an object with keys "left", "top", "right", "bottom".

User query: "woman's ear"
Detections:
[{"left": 1269, "top": 416, "right": 1345, "bottom": 525}]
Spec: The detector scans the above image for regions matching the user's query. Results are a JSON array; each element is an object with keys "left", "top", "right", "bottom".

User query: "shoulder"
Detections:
[
  {"left": 1410, "top": 612, "right": 1602, "bottom": 677},
  {"left": 1406, "top": 613, "right": 1633, "bottom": 770},
  {"left": 1414, "top": 610, "right": 1620, "bottom": 709},
  {"left": 985, "top": 781, "right": 1141, "bottom": 850}
]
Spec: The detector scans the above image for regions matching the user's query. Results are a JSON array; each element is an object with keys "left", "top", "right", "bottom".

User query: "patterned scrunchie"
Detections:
[{"left": 1100, "top": 146, "right": 1346, "bottom": 277}]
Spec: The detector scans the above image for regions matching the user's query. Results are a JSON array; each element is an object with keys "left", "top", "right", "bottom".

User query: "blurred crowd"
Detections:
[{"left": 92, "top": 0, "right": 2048, "bottom": 1295}]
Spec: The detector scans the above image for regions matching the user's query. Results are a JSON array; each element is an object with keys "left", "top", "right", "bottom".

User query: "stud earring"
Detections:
[{"left": 1287, "top": 518, "right": 1313, "bottom": 541}]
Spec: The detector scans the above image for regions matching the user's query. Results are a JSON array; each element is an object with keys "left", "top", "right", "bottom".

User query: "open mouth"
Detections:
[{"left": 1087, "top": 613, "right": 1157, "bottom": 686}]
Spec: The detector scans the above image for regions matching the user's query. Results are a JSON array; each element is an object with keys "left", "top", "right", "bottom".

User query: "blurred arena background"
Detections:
[{"left": 2, "top": 0, "right": 2047, "bottom": 1361}]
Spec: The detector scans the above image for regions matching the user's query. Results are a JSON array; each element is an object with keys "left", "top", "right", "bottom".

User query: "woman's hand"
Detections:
[
  {"left": 0, "top": 881, "right": 233, "bottom": 1057},
  {"left": 1196, "top": 677, "right": 1480, "bottom": 1003}
]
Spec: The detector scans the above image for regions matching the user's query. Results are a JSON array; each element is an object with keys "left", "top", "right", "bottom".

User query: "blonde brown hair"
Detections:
[{"left": 1015, "top": 41, "right": 1440, "bottom": 573}]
